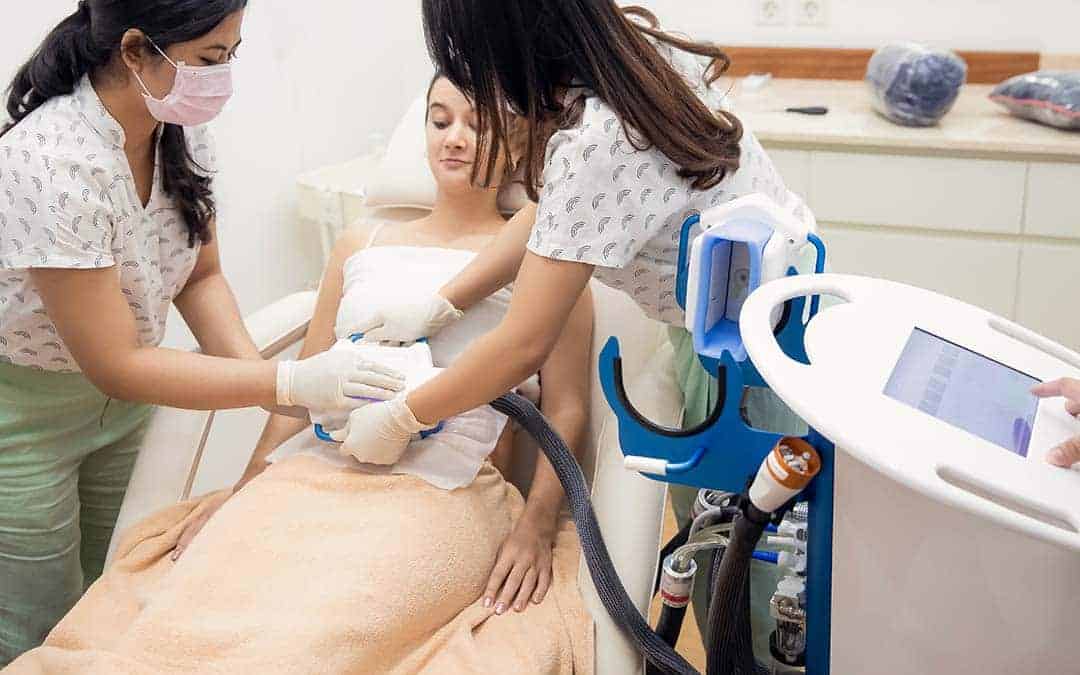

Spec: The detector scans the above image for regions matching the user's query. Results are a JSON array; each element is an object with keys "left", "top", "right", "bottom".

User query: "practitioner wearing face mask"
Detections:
[{"left": 0, "top": 1, "right": 404, "bottom": 663}]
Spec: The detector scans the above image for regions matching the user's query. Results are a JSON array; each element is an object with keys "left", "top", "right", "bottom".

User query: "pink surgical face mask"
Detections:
[{"left": 133, "top": 38, "right": 233, "bottom": 127}]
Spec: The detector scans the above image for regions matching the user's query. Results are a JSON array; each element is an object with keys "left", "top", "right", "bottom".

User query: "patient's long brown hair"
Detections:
[{"left": 421, "top": 1, "right": 742, "bottom": 203}]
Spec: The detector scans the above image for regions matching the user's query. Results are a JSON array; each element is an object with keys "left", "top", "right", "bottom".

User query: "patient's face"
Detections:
[{"left": 426, "top": 78, "right": 506, "bottom": 194}]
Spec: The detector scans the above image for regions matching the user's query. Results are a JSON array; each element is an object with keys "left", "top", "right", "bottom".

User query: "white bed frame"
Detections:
[{"left": 107, "top": 194, "right": 685, "bottom": 675}]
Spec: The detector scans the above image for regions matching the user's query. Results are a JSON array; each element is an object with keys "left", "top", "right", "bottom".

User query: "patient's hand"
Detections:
[{"left": 482, "top": 509, "right": 558, "bottom": 615}]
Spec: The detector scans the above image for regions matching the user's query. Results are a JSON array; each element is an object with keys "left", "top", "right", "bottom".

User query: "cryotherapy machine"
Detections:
[{"left": 599, "top": 195, "right": 1080, "bottom": 674}]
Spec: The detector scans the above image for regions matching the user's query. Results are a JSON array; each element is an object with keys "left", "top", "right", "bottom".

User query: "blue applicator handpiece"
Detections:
[{"left": 313, "top": 333, "right": 444, "bottom": 444}]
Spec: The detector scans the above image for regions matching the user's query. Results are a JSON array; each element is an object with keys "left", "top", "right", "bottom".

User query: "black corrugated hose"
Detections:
[
  {"left": 704, "top": 502, "right": 772, "bottom": 675},
  {"left": 648, "top": 604, "right": 690, "bottom": 675},
  {"left": 491, "top": 393, "right": 698, "bottom": 675},
  {"left": 492, "top": 392, "right": 770, "bottom": 675}
]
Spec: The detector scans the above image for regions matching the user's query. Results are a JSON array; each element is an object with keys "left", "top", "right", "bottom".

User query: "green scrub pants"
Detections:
[
  {"left": 667, "top": 327, "right": 808, "bottom": 664},
  {"left": 0, "top": 361, "right": 153, "bottom": 666}
]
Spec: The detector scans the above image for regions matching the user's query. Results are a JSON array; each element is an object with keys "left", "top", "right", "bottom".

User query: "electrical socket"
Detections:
[
  {"left": 755, "top": 0, "right": 788, "bottom": 26},
  {"left": 794, "top": 0, "right": 828, "bottom": 26}
]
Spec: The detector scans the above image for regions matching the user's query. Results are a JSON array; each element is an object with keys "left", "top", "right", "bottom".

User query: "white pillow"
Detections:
[{"left": 363, "top": 93, "right": 531, "bottom": 214}]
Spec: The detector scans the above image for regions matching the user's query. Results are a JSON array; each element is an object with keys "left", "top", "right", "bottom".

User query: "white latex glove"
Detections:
[
  {"left": 348, "top": 293, "right": 464, "bottom": 344},
  {"left": 276, "top": 348, "right": 406, "bottom": 412},
  {"left": 330, "top": 396, "right": 436, "bottom": 465}
]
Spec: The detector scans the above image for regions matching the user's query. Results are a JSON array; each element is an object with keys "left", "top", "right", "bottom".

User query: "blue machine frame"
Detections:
[{"left": 600, "top": 215, "right": 835, "bottom": 674}]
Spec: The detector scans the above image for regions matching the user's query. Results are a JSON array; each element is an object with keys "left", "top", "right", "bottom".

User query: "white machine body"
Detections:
[{"left": 741, "top": 274, "right": 1080, "bottom": 674}]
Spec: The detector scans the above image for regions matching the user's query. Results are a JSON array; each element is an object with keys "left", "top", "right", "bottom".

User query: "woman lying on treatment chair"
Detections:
[{"left": 5, "top": 76, "right": 595, "bottom": 675}]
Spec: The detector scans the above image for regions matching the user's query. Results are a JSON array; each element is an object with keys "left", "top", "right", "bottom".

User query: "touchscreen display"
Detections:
[{"left": 884, "top": 329, "right": 1040, "bottom": 457}]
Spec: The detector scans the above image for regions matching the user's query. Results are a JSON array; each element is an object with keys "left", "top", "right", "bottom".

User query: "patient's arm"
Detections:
[
  {"left": 439, "top": 203, "right": 536, "bottom": 311},
  {"left": 482, "top": 285, "right": 594, "bottom": 613}
]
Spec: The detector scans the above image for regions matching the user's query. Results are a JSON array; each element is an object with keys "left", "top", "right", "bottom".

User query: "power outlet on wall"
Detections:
[
  {"left": 794, "top": 0, "right": 829, "bottom": 26},
  {"left": 755, "top": 0, "right": 788, "bottom": 26}
]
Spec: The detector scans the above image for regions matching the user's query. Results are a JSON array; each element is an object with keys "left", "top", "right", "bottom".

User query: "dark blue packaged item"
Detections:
[
  {"left": 991, "top": 71, "right": 1080, "bottom": 130},
  {"left": 866, "top": 43, "right": 968, "bottom": 127}
]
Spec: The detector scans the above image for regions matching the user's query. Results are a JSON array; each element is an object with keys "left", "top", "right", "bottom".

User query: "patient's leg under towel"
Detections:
[{"left": 5, "top": 456, "right": 594, "bottom": 675}]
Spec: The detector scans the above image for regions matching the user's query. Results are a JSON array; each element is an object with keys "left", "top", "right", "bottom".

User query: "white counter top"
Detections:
[{"left": 736, "top": 79, "right": 1080, "bottom": 160}]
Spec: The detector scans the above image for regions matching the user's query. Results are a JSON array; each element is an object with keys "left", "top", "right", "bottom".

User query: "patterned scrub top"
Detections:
[
  {"left": 528, "top": 47, "right": 813, "bottom": 326},
  {"left": 0, "top": 76, "right": 214, "bottom": 372}
]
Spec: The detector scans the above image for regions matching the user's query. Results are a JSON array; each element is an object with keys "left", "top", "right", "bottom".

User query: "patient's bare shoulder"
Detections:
[
  {"left": 324, "top": 225, "right": 376, "bottom": 279},
  {"left": 337, "top": 220, "right": 378, "bottom": 253},
  {"left": 337, "top": 216, "right": 430, "bottom": 251}
]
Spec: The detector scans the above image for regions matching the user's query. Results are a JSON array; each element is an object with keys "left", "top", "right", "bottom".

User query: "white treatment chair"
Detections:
[{"left": 107, "top": 175, "right": 685, "bottom": 675}]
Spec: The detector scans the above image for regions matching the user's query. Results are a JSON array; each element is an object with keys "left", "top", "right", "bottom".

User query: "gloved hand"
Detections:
[
  {"left": 347, "top": 293, "right": 464, "bottom": 344},
  {"left": 276, "top": 348, "right": 406, "bottom": 412},
  {"left": 330, "top": 395, "right": 437, "bottom": 465},
  {"left": 1032, "top": 378, "right": 1080, "bottom": 467}
]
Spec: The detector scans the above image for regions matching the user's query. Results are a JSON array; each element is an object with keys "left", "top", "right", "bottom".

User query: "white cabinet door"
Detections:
[
  {"left": 767, "top": 148, "right": 812, "bottom": 204},
  {"left": 1026, "top": 162, "right": 1080, "bottom": 240},
  {"left": 811, "top": 152, "right": 1027, "bottom": 235},
  {"left": 820, "top": 225, "right": 1021, "bottom": 318},
  {"left": 1016, "top": 241, "right": 1080, "bottom": 350}
]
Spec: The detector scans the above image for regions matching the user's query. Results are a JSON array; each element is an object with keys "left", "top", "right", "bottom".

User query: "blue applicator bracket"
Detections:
[{"left": 601, "top": 215, "right": 835, "bottom": 674}]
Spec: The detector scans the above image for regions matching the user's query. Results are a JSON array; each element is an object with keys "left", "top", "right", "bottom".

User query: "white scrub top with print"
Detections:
[
  {"left": 528, "top": 49, "right": 812, "bottom": 326},
  {"left": 0, "top": 76, "right": 213, "bottom": 372}
]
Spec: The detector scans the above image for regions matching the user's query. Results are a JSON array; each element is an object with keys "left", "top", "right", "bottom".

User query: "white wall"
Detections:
[
  {"left": 1, "top": 2, "right": 435, "bottom": 349},
  {"left": 179, "top": 2, "right": 433, "bottom": 347},
  {"left": 628, "top": 0, "right": 1080, "bottom": 54},
  {"left": 2, "top": 1, "right": 1075, "bottom": 348}
]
